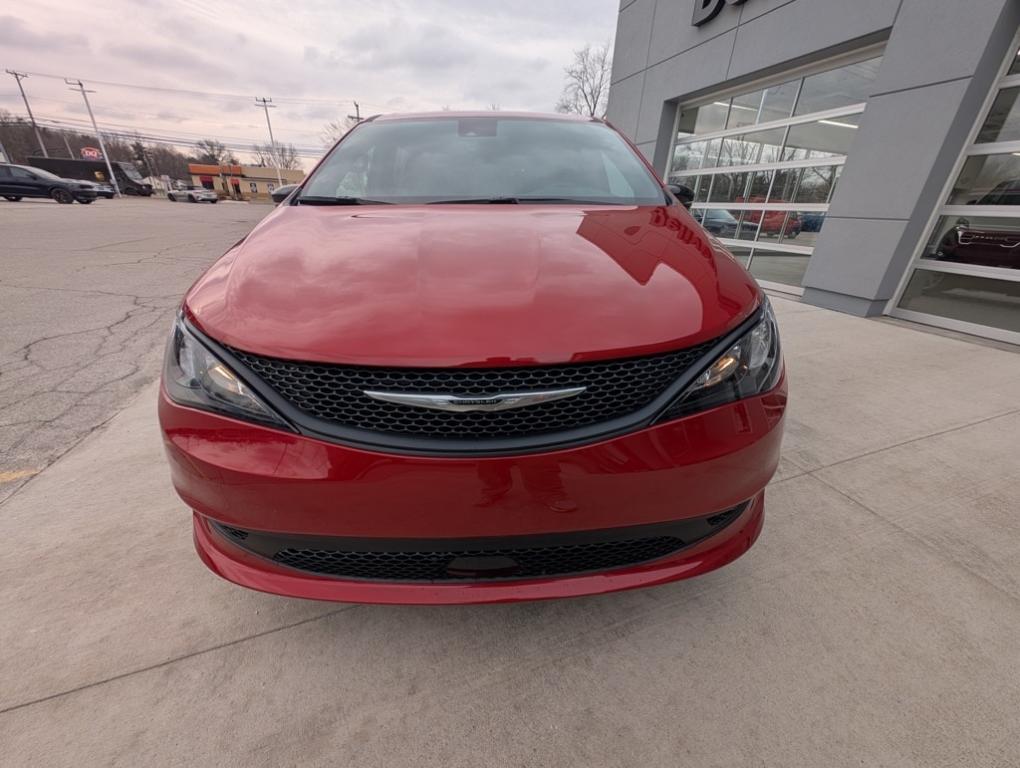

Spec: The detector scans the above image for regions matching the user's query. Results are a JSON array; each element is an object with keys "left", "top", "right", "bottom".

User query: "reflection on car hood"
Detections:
[{"left": 185, "top": 205, "right": 760, "bottom": 367}]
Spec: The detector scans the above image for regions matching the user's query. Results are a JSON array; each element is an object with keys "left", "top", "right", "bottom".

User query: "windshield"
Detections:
[
  {"left": 22, "top": 166, "right": 62, "bottom": 181},
  {"left": 118, "top": 162, "right": 144, "bottom": 181},
  {"left": 300, "top": 117, "right": 666, "bottom": 205}
]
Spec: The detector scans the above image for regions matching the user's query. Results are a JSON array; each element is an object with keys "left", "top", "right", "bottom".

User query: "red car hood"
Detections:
[{"left": 185, "top": 205, "right": 760, "bottom": 367}]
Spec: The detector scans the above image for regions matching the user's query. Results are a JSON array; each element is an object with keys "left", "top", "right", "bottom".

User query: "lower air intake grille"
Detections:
[
  {"left": 272, "top": 536, "right": 685, "bottom": 581},
  {"left": 211, "top": 502, "right": 747, "bottom": 583}
]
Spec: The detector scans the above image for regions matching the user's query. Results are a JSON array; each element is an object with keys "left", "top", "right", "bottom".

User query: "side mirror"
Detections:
[
  {"left": 668, "top": 183, "right": 695, "bottom": 209},
  {"left": 271, "top": 184, "right": 298, "bottom": 204}
]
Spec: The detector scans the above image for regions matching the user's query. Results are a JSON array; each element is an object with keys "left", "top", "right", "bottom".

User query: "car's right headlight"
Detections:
[
  {"left": 164, "top": 316, "right": 291, "bottom": 429},
  {"left": 659, "top": 299, "right": 782, "bottom": 421}
]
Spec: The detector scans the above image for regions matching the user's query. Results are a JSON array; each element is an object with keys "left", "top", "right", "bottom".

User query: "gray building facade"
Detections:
[{"left": 608, "top": 0, "right": 1020, "bottom": 343}]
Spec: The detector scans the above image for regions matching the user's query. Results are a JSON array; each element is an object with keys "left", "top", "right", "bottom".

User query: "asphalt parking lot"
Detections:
[
  {"left": 0, "top": 197, "right": 266, "bottom": 503},
  {"left": 2, "top": 199, "right": 1020, "bottom": 766}
]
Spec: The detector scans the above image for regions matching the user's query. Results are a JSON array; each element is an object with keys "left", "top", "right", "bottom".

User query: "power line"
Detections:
[
  {"left": 17, "top": 69, "right": 385, "bottom": 109},
  {"left": 29, "top": 111, "right": 310, "bottom": 147},
  {"left": 30, "top": 115, "right": 324, "bottom": 158}
]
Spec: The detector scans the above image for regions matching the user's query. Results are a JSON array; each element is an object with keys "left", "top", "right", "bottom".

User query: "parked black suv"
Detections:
[{"left": 0, "top": 163, "right": 98, "bottom": 204}]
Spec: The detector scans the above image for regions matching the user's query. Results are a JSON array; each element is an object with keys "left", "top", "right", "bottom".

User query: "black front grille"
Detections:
[
  {"left": 228, "top": 340, "right": 717, "bottom": 440},
  {"left": 211, "top": 502, "right": 747, "bottom": 583},
  {"left": 273, "top": 536, "right": 685, "bottom": 581}
]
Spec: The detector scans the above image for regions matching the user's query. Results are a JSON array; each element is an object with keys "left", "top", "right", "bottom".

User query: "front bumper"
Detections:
[{"left": 160, "top": 374, "right": 786, "bottom": 603}]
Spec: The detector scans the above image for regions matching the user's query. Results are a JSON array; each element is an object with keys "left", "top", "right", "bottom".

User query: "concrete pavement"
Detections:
[
  {"left": 0, "top": 198, "right": 266, "bottom": 503},
  {"left": 2, "top": 288, "right": 1019, "bottom": 766}
]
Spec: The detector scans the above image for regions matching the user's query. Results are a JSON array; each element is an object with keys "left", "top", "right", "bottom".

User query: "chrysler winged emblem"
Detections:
[{"left": 363, "top": 387, "right": 586, "bottom": 413}]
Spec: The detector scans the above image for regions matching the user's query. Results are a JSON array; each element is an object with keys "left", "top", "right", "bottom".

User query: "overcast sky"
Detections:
[{"left": 1, "top": 0, "right": 619, "bottom": 166}]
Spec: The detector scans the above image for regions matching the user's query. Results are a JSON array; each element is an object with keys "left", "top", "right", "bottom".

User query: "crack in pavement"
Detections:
[{"left": 0, "top": 201, "right": 268, "bottom": 506}]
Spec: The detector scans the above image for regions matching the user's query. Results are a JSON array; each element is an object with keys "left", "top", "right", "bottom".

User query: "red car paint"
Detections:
[
  {"left": 185, "top": 204, "right": 760, "bottom": 366},
  {"left": 160, "top": 113, "right": 786, "bottom": 604}
]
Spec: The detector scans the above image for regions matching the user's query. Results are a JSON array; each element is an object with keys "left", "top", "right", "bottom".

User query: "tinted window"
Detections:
[
  {"left": 1009, "top": 47, "right": 1020, "bottom": 76},
  {"left": 748, "top": 248, "right": 811, "bottom": 286},
  {"left": 718, "top": 127, "right": 785, "bottom": 167},
  {"left": 303, "top": 117, "right": 666, "bottom": 205},
  {"left": 675, "top": 101, "right": 729, "bottom": 137},
  {"left": 21, "top": 166, "right": 61, "bottom": 180},
  {"left": 758, "top": 80, "right": 799, "bottom": 123},
  {"left": 794, "top": 57, "right": 882, "bottom": 115},
  {"left": 899, "top": 271, "right": 1020, "bottom": 333},
  {"left": 727, "top": 89, "right": 764, "bottom": 129},
  {"left": 922, "top": 215, "right": 1020, "bottom": 270},
  {"left": 707, "top": 172, "right": 750, "bottom": 203},
  {"left": 782, "top": 115, "right": 860, "bottom": 161},
  {"left": 976, "top": 87, "right": 1020, "bottom": 144},
  {"left": 949, "top": 154, "right": 1020, "bottom": 205}
]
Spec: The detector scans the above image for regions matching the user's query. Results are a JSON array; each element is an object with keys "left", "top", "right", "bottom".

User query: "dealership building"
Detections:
[{"left": 608, "top": 0, "right": 1020, "bottom": 343}]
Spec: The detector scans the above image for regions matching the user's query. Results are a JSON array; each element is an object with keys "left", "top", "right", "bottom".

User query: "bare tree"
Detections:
[
  {"left": 488, "top": 103, "right": 501, "bottom": 111},
  {"left": 250, "top": 141, "right": 300, "bottom": 169},
  {"left": 193, "top": 138, "right": 237, "bottom": 165},
  {"left": 555, "top": 44, "right": 612, "bottom": 118},
  {"left": 321, "top": 117, "right": 358, "bottom": 146}
]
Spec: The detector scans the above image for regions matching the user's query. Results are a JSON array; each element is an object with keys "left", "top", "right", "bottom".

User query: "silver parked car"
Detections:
[{"left": 168, "top": 186, "right": 219, "bottom": 203}]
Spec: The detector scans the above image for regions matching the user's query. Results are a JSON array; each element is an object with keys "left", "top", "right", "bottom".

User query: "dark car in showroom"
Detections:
[
  {"left": 159, "top": 112, "right": 787, "bottom": 604},
  {"left": 931, "top": 217, "right": 1020, "bottom": 269},
  {"left": 0, "top": 163, "right": 98, "bottom": 204}
]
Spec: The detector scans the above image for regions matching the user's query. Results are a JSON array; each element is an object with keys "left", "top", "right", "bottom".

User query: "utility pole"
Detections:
[
  {"left": 66, "top": 79, "right": 121, "bottom": 197},
  {"left": 255, "top": 97, "right": 283, "bottom": 186},
  {"left": 347, "top": 101, "right": 362, "bottom": 124},
  {"left": 5, "top": 70, "right": 48, "bottom": 157}
]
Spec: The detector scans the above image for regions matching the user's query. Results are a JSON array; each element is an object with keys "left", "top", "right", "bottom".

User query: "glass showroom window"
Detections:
[
  {"left": 892, "top": 39, "right": 1020, "bottom": 343},
  {"left": 668, "top": 53, "right": 883, "bottom": 291}
]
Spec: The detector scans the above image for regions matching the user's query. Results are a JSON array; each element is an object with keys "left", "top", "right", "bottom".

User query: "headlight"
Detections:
[
  {"left": 660, "top": 300, "right": 782, "bottom": 420},
  {"left": 164, "top": 317, "right": 290, "bottom": 429}
]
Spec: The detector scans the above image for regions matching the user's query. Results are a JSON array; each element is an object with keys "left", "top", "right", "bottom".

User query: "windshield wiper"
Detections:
[
  {"left": 515, "top": 197, "right": 624, "bottom": 205},
  {"left": 426, "top": 197, "right": 520, "bottom": 204},
  {"left": 296, "top": 196, "right": 393, "bottom": 205},
  {"left": 427, "top": 196, "right": 625, "bottom": 205}
]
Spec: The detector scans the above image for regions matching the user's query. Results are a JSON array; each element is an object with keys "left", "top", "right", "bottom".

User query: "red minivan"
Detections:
[{"left": 159, "top": 112, "right": 787, "bottom": 604}]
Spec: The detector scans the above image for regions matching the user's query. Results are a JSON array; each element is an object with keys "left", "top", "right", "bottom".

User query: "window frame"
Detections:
[
  {"left": 667, "top": 46, "right": 884, "bottom": 294},
  {"left": 887, "top": 29, "right": 1020, "bottom": 345}
]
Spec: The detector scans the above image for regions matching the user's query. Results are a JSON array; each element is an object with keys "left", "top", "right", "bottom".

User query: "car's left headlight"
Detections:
[
  {"left": 659, "top": 299, "right": 782, "bottom": 421},
  {"left": 164, "top": 316, "right": 291, "bottom": 429}
]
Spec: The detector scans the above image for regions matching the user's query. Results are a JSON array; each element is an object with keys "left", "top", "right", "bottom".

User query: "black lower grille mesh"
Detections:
[
  {"left": 271, "top": 536, "right": 685, "bottom": 581},
  {"left": 213, "top": 502, "right": 747, "bottom": 583},
  {"left": 228, "top": 339, "right": 718, "bottom": 440}
]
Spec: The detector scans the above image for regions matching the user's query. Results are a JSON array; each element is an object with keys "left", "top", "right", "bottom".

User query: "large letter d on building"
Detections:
[{"left": 692, "top": 0, "right": 748, "bottom": 27}]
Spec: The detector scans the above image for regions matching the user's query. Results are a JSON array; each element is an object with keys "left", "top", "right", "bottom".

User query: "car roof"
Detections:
[{"left": 371, "top": 110, "right": 600, "bottom": 124}]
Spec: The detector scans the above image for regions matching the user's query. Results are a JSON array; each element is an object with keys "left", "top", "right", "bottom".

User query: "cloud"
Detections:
[
  {"left": 106, "top": 43, "right": 230, "bottom": 79},
  {"left": 1, "top": 0, "right": 620, "bottom": 167},
  {"left": 0, "top": 15, "right": 88, "bottom": 50},
  {"left": 338, "top": 18, "right": 481, "bottom": 72}
]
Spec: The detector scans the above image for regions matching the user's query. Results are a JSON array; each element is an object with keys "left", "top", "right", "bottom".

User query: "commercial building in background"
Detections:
[
  {"left": 608, "top": 0, "right": 1020, "bottom": 343},
  {"left": 187, "top": 163, "right": 305, "bottom": 202}
]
